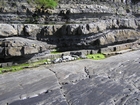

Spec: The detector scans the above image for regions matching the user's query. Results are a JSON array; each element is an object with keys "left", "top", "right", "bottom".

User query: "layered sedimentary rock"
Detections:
[
  {"left": 0, "top": 37, "right": 49, "bottom": 59},
  {"left": 0, "top": 0, "right": 139, "bottom": 63},
  {"left": 0, "top": 18, "right": 139, "bottom": 59},
  {"left": 0, "top": 0, "right": 140, "bottom": 105},
  {"left": 0, "top": 50, "right": 140, "bottom": 105}
]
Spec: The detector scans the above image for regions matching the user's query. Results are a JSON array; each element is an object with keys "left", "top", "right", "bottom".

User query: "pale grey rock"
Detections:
[
  {"left": 58, "top": 4, "right": 116, "bottom": 14},
  {"left": 62, "top": 50, "right": 140, "bottom": 105},
  {"left": 67, "top": 24, "right": 79, "bottom": 35},
  {"left": 98, "top": 29, "right": 140, "bottom": 46},
  {"left": 24, "top": 24, "right": 41, "bottom": 39},
  {"left": 117, "top": 7, "right": 126, "bottom": 15},
  {"left": 112, "top": 19, "right": 119, "bottom": 28},
  {"left": 97, "top": 20, "right": 107, "bottom": 32},
  {"left": 49, "top": 60, "right": 90, "bottom": 84},
  {"left": 1, "top": 37, "right": 49, "bottom": 57},
  {"left": 0, "top": 66, "right": 67, "bottom": 105},
  {"left": 12, "top": 24, "right": 24, "bottom": 36},
  {"left": 78, "top": 24, "right": 89, "bottom": 35},
  {"left": 42, "top": 25, "right": 54, "bottom": 36},
  {"left": 119, "top": 18, "right": 138, "bottom": 29},
  {"left": 87, "top": 23, "right": 99, "bottom": 34},
  {"left": 53, "top": 58, "right": 62, "bottom": 63},
  {"left": 0, "top": 50, "right": 140, "bottom": 105},
  {"left": 80, "top": 54, "right": 87, "bottom": 59},
  {"left": 0, "top": 24, "right": 17, "bottom": 37}
]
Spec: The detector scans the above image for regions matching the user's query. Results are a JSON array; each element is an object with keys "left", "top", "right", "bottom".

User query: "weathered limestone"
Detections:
[
  {"left": 0, "top": 24, "right": 18, "bottom": 37},
  {"left": 0, "top": 50, "right": 139, "bottom": 105},
  {"left": 0, "top": 0, "right": 139, "bottom": 64},
  {"left": 0, "top": 17, "right": 139, "bottom": 60},
  {"left": 0, "top": 66, "right": 67, "bottom": 105},
  {"left": 0, "top": 0, "right": 139, "bottom": 104},
  {"left": 0, "top": 37, "right": 49, "bottom": 58},
  {"left": 98, "top": 29, "right": 140, "bottom": 46}
]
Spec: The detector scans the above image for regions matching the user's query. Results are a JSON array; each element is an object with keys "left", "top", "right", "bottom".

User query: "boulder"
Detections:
[
  {"left": 0, "top": 24, "right": 17, "bottom": 37},
  {"left": 87, "top": 23, "right": 99, "bottom": 34},
  {"left": 78, "top": 24, "right": 89, "bottom": 35},
  {"left": 70, "top": 51, "right": 82, "bottom": 56},
  {"left": 97, "top": 20, "right": 107, "bottom": 32},
  {"left": 42, "top": 25, "right": 63, "bottom": 37},
  {"left": 12, "top": 24, "right": 24, "bottom": 36},
  {"left": 1, "top": 37, "right": 49, "bottom": 58},
  {"left": 117, "top": 7, "right": 126, "bottom": 15},
  {"left": 53, "top": 58, "right": 63, "bottom": 63},
  {"left": 118, "top": 18, "right": 138, "bottom": 29},
  {"left": 67, "top": 24, "right": 79, "bottom": 35},
  {"left": 62, "top": 55, "right": 75, "bottom": 61},
  {"left": 98, "top": 29, "right": 140, "bottom": 46},
  {"left": 24, "top": 24, "right": 41, "bottom": 39},
  {"left": 112, "top": 19, "right": 119, "bottom": 28}
]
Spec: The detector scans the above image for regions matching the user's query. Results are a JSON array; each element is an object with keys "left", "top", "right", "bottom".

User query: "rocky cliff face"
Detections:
[{"left": 0, "top": 0, "right": 140, "bottom": 63}]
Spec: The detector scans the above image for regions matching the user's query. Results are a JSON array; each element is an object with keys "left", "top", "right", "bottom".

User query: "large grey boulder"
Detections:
[
  {"left": 0, "top": 37, "right": 49, "bottom": 58},
  {"left": 0, "top": 24, "right": 17, "bottom": 37},
  {"left": 87, "top": 23, "right": 99, "bottom": 34},
  {"left": 118, "top": 18, "right": 138, "bottom": 29},
  {"left": 12, "top": 24, "right": 24, "bottom": 36},
  {"left": 41, "top": 25, "right": 62, "bottom": 37},
  {"left": 24, "top": 24, "right": 42, "bottom": 39},
  {"left": 98, "top": 29, "right": 140, "bottom": 46}
]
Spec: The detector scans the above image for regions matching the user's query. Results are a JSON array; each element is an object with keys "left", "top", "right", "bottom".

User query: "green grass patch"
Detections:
[
  {"left": 87, "top": 53, "right": 106, "bottom": 60},
  {"left": 51, "top": 49, "right": 61, "bottom": 54},
  {"left": 51, "top": 51, "right": 61, "bottom": 54},
  {"left": 0, "top": 59, "right": 48, "bottom": 74},
  {"left": 27, "top": 0, "right": 58, "bottom": 9}
]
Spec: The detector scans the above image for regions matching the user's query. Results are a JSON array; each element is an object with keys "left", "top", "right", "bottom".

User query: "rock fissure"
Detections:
[
  {"left": 84, "top": 66, "right": 91, "bottom": 78},
  {"left": 47, "top": 68, "right": 69, "bottom": 105}
]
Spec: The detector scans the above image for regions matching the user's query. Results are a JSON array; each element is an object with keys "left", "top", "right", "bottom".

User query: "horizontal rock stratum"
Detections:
[
  {"left": 0, "top": 18, "right": 140, "bottom": 60},
  {"left": 0, "top": 50, "right": 139, "bottom": 105},
  {"left": 0, "top": 0, "right": 140, "bottom": 104},
  {"left": 0, "top": 0, "right": 140, "bottom": 64},
  {"left": 0, "top": 37, "right": 49, "bottom": 58}
]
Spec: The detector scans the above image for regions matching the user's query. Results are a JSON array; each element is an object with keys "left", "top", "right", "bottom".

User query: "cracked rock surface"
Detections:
[{"left": 0, "top": 50, "right": 140, "bottom": 105}]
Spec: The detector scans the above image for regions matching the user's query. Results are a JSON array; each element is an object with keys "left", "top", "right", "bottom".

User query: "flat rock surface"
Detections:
[{"left": 0, "top": 50, "right": 140, "bottom": 105}]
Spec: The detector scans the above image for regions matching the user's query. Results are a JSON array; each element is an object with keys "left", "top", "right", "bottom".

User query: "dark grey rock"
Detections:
[
  {"left": 10, "top": 89, "right": 68, "bottom": 105},
  {"left": 0, "top": 66, "right": 67, "bottom": 105},
  {"left": 0, "top": 50, "right": 140, "bottom": 105},
  {"left": 61, "top": 50, "right": 140, "bottom": 105}
]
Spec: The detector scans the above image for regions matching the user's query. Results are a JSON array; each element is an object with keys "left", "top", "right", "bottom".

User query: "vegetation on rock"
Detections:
[
  {"left": 28, "top": 0, "right": 58, "bottom": 9},
  {"left": 0, "top": 59, "right": 48, "bottom": 74},
  {"left": 87, "top": 54, "right": 106, "bottom": 60}
]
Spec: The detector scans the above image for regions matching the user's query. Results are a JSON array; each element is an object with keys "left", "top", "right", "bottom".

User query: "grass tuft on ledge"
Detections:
[
  {"left": 86, "top": 53, "right": 106, "bottom": 60},
  {"left": 0, "top": 59, "right": 48, "bottom": 74}
]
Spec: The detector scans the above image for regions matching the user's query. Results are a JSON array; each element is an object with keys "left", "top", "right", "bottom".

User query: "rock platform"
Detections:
[{"left": 0, "top": 50, "right": 139, "bottom": 105}]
